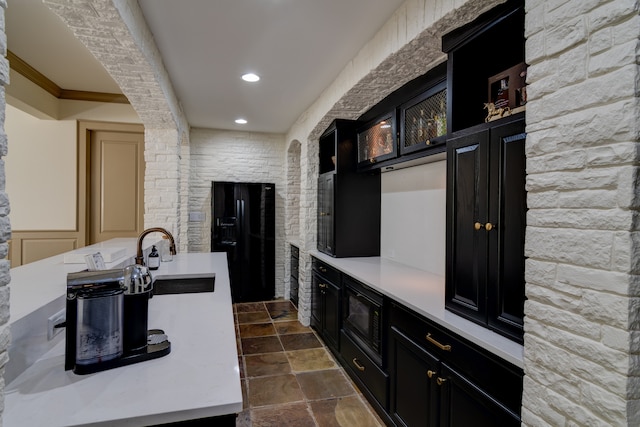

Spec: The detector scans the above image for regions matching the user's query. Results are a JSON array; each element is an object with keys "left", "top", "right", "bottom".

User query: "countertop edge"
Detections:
[{"left": 309, "top": 250, "right": 524, "bottom": 369}]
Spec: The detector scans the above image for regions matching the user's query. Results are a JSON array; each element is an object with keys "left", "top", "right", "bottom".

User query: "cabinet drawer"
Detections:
[
  {"left": 390, "top": 303, "right": 522, "bottom": 415},
  {"left": 312, "top": 257, "right": 340, "bottom": 285},
  {"left": 341, "top": 330, "right": 388, "bottom": 408}
]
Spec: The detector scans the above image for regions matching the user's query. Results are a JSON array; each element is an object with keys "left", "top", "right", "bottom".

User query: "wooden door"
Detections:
[
  {"left": 317, "top": 174, "right": 335, "bottom": 255},
  {"left": 90, "top": 130, "right": 144, "bottom": 244},
  {"left": 439, "top": 363, "right": 521, "bottom": 427},
  {"left": 487, "top": 119, "right": 526, "bottom": 341},
  {"left": 389, "top": 326, "right": 440, "bottom": 427},
  {"left": 445, "top": 129, "right": 490, "bottom": 325}
]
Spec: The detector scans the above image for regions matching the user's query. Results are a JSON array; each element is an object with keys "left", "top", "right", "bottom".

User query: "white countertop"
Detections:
[
  {"left": 310, "top": 251, "right": 524, "bottom": 368},
  {"left": 5, "top": 247, "right": 242, "bottom": 427}
]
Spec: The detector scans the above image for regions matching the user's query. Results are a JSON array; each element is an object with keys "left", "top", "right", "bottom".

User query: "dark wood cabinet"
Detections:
[
  {"left": 310, "top": 258, "right": 341, "bottom": 352},
  {"left": 445, "top": 116, "right": 526, "bottom": 342},
  {"left": 317, "top": 120, "right": 381, "bottom": 258},
  {"left": 399, "top": 80, "right": 447, "bottom": 156},
  {"left": 388, "top": 303, "right": 522, "bottom": 427},
  {"left": 289, "top": 244, "right": 299, "bottom": 307},
  {"left": 356, "top": 112, "right": 397, "bottom": 167}
]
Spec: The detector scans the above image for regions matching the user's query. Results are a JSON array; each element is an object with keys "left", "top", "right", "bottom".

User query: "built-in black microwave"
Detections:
[{"left": 342, "top": 276, "right": 384, "bottom": 366}]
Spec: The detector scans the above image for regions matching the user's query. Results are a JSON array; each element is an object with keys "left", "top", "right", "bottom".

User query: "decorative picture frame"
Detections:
[{"left": 485, "top": 62, "right": 527, "bottom": 122}]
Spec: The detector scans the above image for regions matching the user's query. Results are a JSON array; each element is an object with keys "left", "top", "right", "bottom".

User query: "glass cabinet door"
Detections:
[
  {"left": 357, "top": 113, "right": 397, "bottom": 167},
  {"left": 400, "top": 82, "right": 447, "bottom": 155}
]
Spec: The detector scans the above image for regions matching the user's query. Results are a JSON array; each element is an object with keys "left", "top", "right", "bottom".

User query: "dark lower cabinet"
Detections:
[
  {"left": 340, "top": 331, "right": 389, "bottom": 411},
  {"left": 310, "top": 258, "right": 341, "bottom": 352},
  {"left": 439, "top": 363, "right": 520, "bottom": 427},
  {"left": 390, "top": 327, "right": 440, "bottom": 427},
  {"left": 290, "top": 244, "right": 299, "bottom": 307},
  {"left": 388, "top": 303, "right": 522, "bottom": 427}
]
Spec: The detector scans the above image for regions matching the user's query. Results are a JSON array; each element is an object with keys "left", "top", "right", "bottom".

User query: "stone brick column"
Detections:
[
  {"left": 522, "top": 0, "right": 640, "bottom": 424},
  {"left": 44, "top": 0, "right": 190, "bottom": 247},
  {"left": 0, "top": 0, "right": 9, "bottom": 422}
]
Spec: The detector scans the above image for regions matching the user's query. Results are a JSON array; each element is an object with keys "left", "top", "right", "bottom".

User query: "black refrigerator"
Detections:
[{"left": 211, "top": 181, "right": 275, "bottom": 303}]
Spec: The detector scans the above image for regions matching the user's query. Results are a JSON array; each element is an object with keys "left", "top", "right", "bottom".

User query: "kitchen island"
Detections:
[{"left": 5, "top": 241, "right": 242, "bottom": 427}]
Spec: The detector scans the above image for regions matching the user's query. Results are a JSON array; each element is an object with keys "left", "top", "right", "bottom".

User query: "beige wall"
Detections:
[
  {"left": 6, "top": 104, "right": 76, "bottom": 230},
  {"left": 6, "top": 75, "right": 141, "bottom": 231}
]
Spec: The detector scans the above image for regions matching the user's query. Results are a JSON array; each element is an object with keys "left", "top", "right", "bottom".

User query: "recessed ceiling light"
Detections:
[
  {"left": 235, "top": 118, "right": 248, "bottom": 124},
  {"left": 242, "top": 73, "right": 260, "bottom": 82}
]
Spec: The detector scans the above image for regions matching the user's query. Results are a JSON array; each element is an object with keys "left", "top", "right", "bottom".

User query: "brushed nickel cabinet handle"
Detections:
[
  {"left": 319, "top": 266, "right": 327, "bottom": 273},
  {"left": 426, "top": 333, "right": 452, "bottom": 351},
  {"left": 352, "top": 358, "right": 366, "bottom": 372},
  {"left": 427, "top": 370, "right": 436, "bottom": 379},
  {"left": 437, "top": 377, "right": 447, "bottom": 386}
]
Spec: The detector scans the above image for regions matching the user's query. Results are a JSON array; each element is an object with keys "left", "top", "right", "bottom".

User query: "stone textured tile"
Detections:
[
  {"left": 236, "top": 302, "right": 267, "bottom": 313},
  {"left": 244, "top": 352, "right": 291, "bottom": 378},
  {"left": 287, "top": 348, "right": 336, "bottom": 372},
  {"left": 274, "top": 320, "right": 312, "bottom": 335},
  {"left": 310, "top": 395, "right": 385, "bottom": 427},
  {"left": 251, "top": 402, "right": 316, "bottom": 427},
  {"left": 239, "top": 322, "right": 276, "bottom": 338},
  {"left": 241, "top": 336, "right": 284, "bottom": 355},
  {"left": 237, "top": 311, "right": 272, "bottom": 324},
  {"left": 248, "top": 374, "right": 304, "bottom": 407},
  {"left": 266, "top": 300, "right": 298, "bottom": 321},
  {"left": 280, "top": 332, "right": 322, "bottom": 351},
  {"left": 296, "top": 369, "right": 356, "bottom": 401}
]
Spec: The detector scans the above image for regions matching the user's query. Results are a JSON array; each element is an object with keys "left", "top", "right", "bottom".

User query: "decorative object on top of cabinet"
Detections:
[
  {"left": 356, "top": 113, "right": 397, "bottom": 168},
  {"left": 319, "top": 119, "right": 359, "bottom": 175},
  {"left": 443, "top": 0, "right": 525, "bottom": 132},
  {"left": 400, "top": 80, "right": 447, "bottom": 156},
  {"left": 485, "top": 62, "right": 527, "bottom": 122}
]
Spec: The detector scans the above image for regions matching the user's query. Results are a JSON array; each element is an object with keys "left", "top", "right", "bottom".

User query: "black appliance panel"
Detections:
[
  {"left": 212, "top": 181, "right": 275, "bottom": 303},
  {"left": 343, "top": 276, "right": 384, "bottom": 366}
]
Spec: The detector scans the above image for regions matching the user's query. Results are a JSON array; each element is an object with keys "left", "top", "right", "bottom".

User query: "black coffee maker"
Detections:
[{"left": 65, "top": 265, "right": 170, "bottom": 375}]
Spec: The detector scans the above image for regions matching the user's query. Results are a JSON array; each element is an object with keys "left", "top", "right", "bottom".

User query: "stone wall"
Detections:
[
  {"left": 188, "top": 128, "right": 287, "bottom": 298},
  {"left": 44, "top": 0, "right": 190, "bottom": 248},
  {"left": 0, "top": 0, "right": 9, "bottom": 421},
  {"left": 522, "top": 0, "right": 640, "bottom": 425}
]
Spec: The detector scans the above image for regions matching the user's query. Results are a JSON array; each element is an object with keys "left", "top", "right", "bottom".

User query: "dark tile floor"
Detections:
[{"left": 233, "top": 300, "right": 385, "bottom": 427}]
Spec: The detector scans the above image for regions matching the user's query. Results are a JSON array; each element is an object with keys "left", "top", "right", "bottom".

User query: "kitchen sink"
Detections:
[{"left": 153, "top": 275, "right": 215, "bottom": 295}]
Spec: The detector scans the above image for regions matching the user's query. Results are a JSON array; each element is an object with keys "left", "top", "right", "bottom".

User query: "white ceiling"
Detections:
[{"left": 6, "top": 0, "right": 407, "bottom": 133}]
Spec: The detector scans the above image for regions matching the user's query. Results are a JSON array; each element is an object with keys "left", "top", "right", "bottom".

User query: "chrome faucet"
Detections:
[{"left": 135, "top": 227, "right": 177, "bottom": 265}]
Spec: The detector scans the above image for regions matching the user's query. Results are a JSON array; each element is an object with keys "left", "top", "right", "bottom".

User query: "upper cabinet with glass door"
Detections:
[
  {"left": 400, "top": 81, "right": 447, "bottom": 155},
  {"left": 356, "top": 113, "right": 397, "bottom": 168}
]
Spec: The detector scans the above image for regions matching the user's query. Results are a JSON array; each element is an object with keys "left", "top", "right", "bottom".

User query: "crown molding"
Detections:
[{"left": 7, "top": 50, "right": 129, "bottom": 104}]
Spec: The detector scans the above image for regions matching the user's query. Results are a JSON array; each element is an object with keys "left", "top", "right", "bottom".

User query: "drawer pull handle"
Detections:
[
  {"left": 427, "top": 370, "right": 436, "bottom": 379},
  {"left": 352, "top": 358, "right": 366, "bottom": 372},
  {"left": 319, "top": 266, "right": 327, "bottom": 273},
  {"left": 318, "top": 283, "right": 327, "bottom": 289},
  {"left": 437, "top": 377, "right": 447, "bottom": 386},
  {"left": 426, "top": 333, "right": 452, "bottom": 351}
]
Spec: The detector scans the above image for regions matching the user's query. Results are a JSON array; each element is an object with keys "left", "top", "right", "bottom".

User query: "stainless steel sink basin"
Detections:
[{"left": 153, "top": 275, "right": 215, "bottom": 295}]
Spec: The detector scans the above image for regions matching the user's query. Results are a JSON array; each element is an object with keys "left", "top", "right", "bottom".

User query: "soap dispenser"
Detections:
[{"left": 148, "top": 245, "right": 160, "bottom": 270}]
